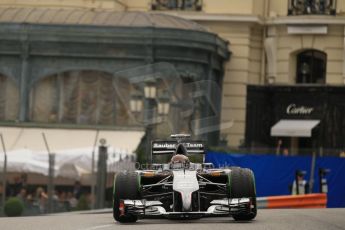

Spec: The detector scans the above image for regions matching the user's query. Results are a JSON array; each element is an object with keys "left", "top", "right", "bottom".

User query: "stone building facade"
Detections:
[{"left": 1, "top": 0, "right": 345, "bottom": 148}]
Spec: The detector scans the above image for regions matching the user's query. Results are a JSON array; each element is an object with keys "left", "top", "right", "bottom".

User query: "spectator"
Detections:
[
  {"left": 86, "top": 193, "right": 93, "bottom": 208},
  {"left": 73, "top": 181, "right": 82, "bottom": 199},
  {"left": 53, "top": 190, "right": 59, "bottom": 201},
  {"left": 13, "top": 174, "right": 28, "bottom": 196},
  {"left": 67, "top": 192, "right": 78, "bottom": 210},
  {"left": 35, "top": 187, "right": 48, "bottom": 213},
  {"left": 52, "top": 190, "right": 60, "bottom": 212},
  {"left": 0, "top": 184, "right": 3, "bottom": 206},
  {"left": 26, "top": 192, "right": 35, "bottom": 211},
  {"left": 276, "top": 139, "right": 282, "bottom": 155},
  {"left": 13, "top": 177, "right": 22, "bottom": 195},
  {"left": 59, "top": 191, "right": 70, "bottom": 211},
  {"left": 16, "top": 188, "right": 28, "bottom": 207},
  {"left": 283, "top": 148, "right": 289, "bottom": 156}
]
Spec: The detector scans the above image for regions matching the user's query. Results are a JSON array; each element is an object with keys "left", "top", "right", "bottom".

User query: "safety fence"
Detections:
[{"left": 206, "top": 151, "right": 345, "bottom": 207}]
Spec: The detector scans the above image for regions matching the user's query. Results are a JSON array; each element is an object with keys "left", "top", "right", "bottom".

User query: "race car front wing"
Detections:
[{"left": 120, "top": 198, "right": 253, "bottom": 219}]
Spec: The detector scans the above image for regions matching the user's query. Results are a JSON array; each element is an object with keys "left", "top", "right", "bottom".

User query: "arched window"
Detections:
[
  {"left": 29, "top": 70, "right": 132, "bottom": 126},
  {"left": 28, "top": 69, "right": 195, "bottom": 134},
  {"left": 296, "top": 50, "right": 327, "bottom": 84},
  {"left": 0, "top": 74, "right": 19, "bottom": 121}
]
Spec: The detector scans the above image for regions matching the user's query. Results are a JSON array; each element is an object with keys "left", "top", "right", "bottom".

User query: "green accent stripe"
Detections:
[{"left": 137, "top": 173, "right": 141, "bottom": 193}]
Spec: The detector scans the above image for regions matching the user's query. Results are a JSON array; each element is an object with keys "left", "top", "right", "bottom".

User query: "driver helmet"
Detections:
[{"left": 170, "top": 154, "right": 189, "bottom": 164}]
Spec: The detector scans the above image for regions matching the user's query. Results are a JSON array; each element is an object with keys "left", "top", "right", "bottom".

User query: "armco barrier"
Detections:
[{"left": 257, "top": 193, "right": 327, "bottom": 209}]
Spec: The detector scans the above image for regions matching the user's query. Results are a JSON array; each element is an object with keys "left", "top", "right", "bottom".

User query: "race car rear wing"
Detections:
[{"left": 151, "top": 140, "right": 205, "bottom": 155}]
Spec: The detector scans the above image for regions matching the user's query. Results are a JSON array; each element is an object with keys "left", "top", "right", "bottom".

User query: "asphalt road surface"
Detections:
[{"left": 1, "top": 209, "right": 345, "bottom": 230}]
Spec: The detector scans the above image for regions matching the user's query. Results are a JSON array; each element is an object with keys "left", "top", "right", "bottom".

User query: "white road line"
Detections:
[{"left": 82, "top": 224, "right": 113, "bottom": 230}]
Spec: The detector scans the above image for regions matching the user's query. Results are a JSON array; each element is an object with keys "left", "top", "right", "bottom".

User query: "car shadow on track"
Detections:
[{"left": 114, "top": 218, "right": 257, "bottom": 225}]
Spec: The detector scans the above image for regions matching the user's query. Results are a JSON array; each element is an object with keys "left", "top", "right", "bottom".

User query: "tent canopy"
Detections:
[
  {"left": 0, "top": 147, "right": 136, "bottom": 185},
  {"left": 0, "top": 127, "right": 144, "bottom": 179},
  {"left": 271, "top": 119, "right": 320, "bottom": 137},
  {"left": 0, "top": 126, "right": 144, "bottom": 153}
]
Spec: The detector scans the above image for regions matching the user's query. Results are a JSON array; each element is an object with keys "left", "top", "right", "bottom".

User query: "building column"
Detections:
[
  {"left": 264, "top": 27, "right": 277, "bottom": 83},
  {"left": 57, "top": 73, "right": 64, "bottom": 122},
  {"left": 342, "top": 26, "right": 345, "bottom": 84},
  {"left": 19, "top": 39, "right": 29, "bottom": 122},
  {"left": 205, "top": 53, "right": 221, "bottom": 146}
]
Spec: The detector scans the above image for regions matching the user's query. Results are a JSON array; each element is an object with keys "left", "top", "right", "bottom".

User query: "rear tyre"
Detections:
[
  {"left": 229, "top": 168, "right": 257, "bottom": 221},
  {"left": 113, "top": 172, "right": 140, "bottom": 223}
]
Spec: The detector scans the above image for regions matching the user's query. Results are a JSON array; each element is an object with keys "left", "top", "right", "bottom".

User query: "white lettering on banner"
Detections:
[
  {"left": 153, "top": 143, "right": 204, "bottom": 149},
  {"left": 185, "top": 143, "right": 203, "bottom": 148},
  {"left": 153, "top": 143, "right": 176, "bottom": 149},
  {"left": 286, "top": 104, "right": 314, "bottom": 115}
]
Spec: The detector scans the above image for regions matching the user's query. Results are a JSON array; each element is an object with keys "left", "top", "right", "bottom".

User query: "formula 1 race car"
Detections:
[{"left": 112, "top": 134, "right": 257, "bottom": 223}]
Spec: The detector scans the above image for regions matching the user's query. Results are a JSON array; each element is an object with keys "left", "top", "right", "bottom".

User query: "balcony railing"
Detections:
[
  {"left": 288, "top": 0, "right": 336, "bottom": 16},
  {"left": 151, "top": 0, "right": 203, "bottom": 11}
]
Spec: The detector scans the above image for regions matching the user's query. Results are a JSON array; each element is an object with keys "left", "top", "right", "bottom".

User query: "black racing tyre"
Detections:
[
  {"left": 113, "top": 172, "right": 140, "bottom": 223},
  {"left": 229, "top": 168, "right": 257, "bottom": 221}
]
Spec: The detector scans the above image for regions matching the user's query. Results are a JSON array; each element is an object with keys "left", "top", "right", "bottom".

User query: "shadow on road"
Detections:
[{"left": 114, "top": 218, "right": 257, "bottom": 226}]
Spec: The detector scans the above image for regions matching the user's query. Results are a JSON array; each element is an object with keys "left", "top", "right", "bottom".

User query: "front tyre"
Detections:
[
  {"left": 229, "top": 168, "right": 257, "bottom": 221},
  {"left": 113, "top": 172, "right": 140, "bottom": 223}
]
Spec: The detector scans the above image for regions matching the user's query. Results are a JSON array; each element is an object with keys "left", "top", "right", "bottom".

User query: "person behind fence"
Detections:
[
  {"left": 0, "top": 183, "right": 3, "bottom": 206},
  {"left": 292, "top": 173, "right": 309, "bottom": 195},
  {"left": 73, "top": 181, "right": 82, "bottom": 200},
  {"left": 67, "top": 191, "right": 78, "bottom": 210},
  {"left": 52, "top": 190, "right": 60, "bottom": 212},
  {"left": 59, "top": 191, "right": 70, "bottom": 211},
  {"left": 34, "top": 187, "right": 48, "bottom": 213},
  {"left": 13, "top": 174, "right": 28, "bottom": 196},
  {"left": 283, "top": 148, "right": 290, "bottom": 156},
  {"left": 16, "top": 188, "right": 28, "bottom": 207}
]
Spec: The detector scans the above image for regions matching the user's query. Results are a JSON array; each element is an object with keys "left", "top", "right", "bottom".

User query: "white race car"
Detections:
[{"left": 112, "top": 134, "right": 257, "bottom": 223}]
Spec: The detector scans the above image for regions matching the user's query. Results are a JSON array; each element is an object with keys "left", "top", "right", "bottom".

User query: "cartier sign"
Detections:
[{"left": 286, "top": 104, "right": 314, "bottom": 115}]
